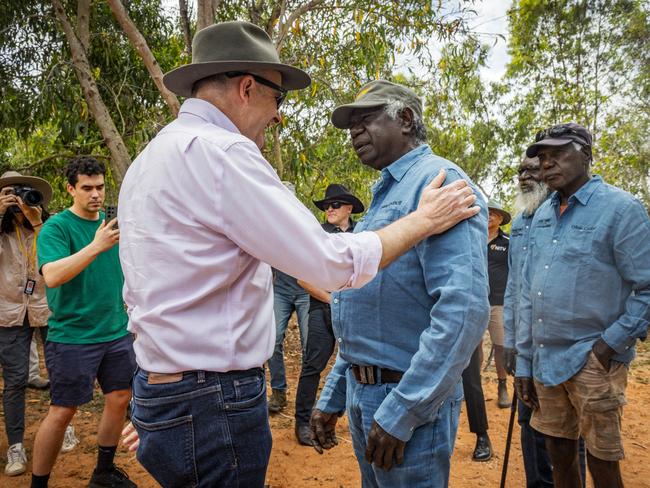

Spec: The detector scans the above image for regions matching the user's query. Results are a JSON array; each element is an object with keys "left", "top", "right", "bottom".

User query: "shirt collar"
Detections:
[
  {"left": 550, "top": 175, "right": 602, "bottom": 206},
  {"left": 383, "top": 144, "right": 430, "bottom": 182},
  {"left": 178, "top": 98, "right": 241, "bottom": 135}
]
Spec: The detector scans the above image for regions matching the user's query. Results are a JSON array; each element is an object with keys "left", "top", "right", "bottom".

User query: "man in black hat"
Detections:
[
  {"left": 119, "top": 23, "right": 481, "bottom": 486},
  {"left": 515, "top": 122, "right": 650, "bottom": 488},
  {"left": 293, "top": 184, "right": 364, "bottom": 445},
  {"left": 310, "top": 80, "right": 489, "bottom": 488}
]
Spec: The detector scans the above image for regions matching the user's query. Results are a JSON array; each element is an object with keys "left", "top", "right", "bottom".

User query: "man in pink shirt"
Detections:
[{"left": 119, "top": 21, "right": 479, "bottom": 487}]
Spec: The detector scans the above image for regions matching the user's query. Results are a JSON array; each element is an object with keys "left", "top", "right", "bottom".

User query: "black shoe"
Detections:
[
  {"left": 472, "top": 433, "right": 492, "bottom": 462},
  {"left": 88, "top": 465, "right": 137, "bottom": 488},
  {"left": 295, "top": 424, "right": 313, "bottom": 446}
]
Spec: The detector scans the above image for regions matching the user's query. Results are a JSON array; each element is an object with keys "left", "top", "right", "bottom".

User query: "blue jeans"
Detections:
[
  {"left": 131, "top": 368, "right": 272, "bottom": 488},
  {"left": 346, "top": 369, "right": 463, "bottom": 488},
  {"left": 267, "top": 289, "right": 309, "bottom": 390}
]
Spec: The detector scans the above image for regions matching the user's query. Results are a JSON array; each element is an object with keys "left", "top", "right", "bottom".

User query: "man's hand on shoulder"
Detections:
[
  {"left": 365, "top": 420, "right": 405, "bottom": 471},
  {"left": 90, "top": 218, "right": 120, "bottom": 254},
  {"left": 416, "top": 169, "right": 480, "bottom": 237},
  {"left": 310, "top": 409, "right": 339, "bottom": 454}
]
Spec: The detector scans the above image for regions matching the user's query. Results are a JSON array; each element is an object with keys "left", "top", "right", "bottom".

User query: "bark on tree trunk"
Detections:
[
  {"left": 76, "top": 0, "right": 90, "bottom": 51},
  {"left": 273, "top": 126, "right": 283, "bottom": 179},
  {"left": 52, "top": 0, "right": 131, "bottom": 185},
  {"left": 107, "top": 0, "right": 180, "bottom": 116},
  {"left": 196, "top": 0, "right": 214, "bottom": 32},
  {"left": 178, "top": 0, "right": 192, "bottom": 55}
]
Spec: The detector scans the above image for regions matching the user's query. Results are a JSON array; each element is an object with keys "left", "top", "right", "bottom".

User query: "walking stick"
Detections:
[{"left": 499, "top": 392, "right": 518, "bottom": 488}]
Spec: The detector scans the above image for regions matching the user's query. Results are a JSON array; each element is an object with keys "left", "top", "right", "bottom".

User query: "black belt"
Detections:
[{"left": 351, "top": 364, "right": 403, "bottom": 385}]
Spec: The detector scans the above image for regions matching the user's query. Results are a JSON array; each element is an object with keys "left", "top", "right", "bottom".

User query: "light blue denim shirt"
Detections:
[
  {"left": 316, "top": 145, "right": 490, "bottom": 441},
  {"left": 516, "top": 176, "right": 650, "bottom": 386},
  {"left": 503, "top": 211, "right": 536, "bottom": 350}
]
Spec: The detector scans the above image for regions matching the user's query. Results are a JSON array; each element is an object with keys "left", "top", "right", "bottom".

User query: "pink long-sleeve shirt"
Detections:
[{"left": 118, "top": 98, "right": 381, "bottom": 373}]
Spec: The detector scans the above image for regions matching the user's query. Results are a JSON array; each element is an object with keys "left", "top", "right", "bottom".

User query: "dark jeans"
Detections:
[
  {"left": 518, "top": 401, "right": 587, "bottom": 488},
  {"left": 461, "top": 345, "right": 489, "bottom": 434},
  {"left": 518, "top": 401, "right": 553, "bottom": 488},
  {"left": 131, "top": 367, "right": 272, "bottom": 488},
  {"left": 295, "top": 306, "right": 334, "bottom": 426},
  {"left": 0, "top": 316, "right": 47, "bottom": 445}
]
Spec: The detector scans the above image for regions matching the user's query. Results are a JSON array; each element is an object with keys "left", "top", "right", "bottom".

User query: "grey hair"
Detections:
[
  {"left": 190, "top": 73, "right": 230, "bottom": 97},
  {"left": 571, "top": 141, "right": 593, "bottom": 165},
  {"left": 384, "top": 100, "right": 427, "bottom": 145}
]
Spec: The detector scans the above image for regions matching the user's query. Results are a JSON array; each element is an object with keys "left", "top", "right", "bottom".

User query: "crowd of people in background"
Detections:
[{"left": 0, "top": 19, "right": 648, "bottom": 488}]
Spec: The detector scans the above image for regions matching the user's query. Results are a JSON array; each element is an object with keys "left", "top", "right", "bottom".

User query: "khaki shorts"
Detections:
[
  {"left": 531, "top": 351, "right": 628, "bottom": 461},
  {"left": 487, "top": 305, "right": 504, "bottom": 346}
]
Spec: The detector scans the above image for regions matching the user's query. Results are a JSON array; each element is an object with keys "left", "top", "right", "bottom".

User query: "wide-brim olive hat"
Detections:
[
  {"left": 0, "top": 171, "right": 53, "bottom": 206},
  {"left": 487, "top": 199, "right": 511, "bottom": 225},
  {"left": 331, "top": 80, "right": 423, "bottom": 129},
  {"left": 313, "top": 184, "right": 364, "bottom": 214},
  {"left": 163, "top": 21, "right": 311, "bottom": 97}
]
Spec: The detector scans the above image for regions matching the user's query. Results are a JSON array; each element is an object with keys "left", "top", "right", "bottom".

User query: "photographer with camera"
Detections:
[{"left": 0, "top": 171, "right": 52, "bottom": 476}]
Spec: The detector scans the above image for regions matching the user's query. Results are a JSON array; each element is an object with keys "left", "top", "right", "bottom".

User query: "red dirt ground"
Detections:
[{"left": 2, "top": 321, "right": 649, "bottom": 487}]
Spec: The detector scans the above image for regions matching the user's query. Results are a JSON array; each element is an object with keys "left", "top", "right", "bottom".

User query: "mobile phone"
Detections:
[{"left": 105, "top": 205, "right": 118, "bottom": 228}]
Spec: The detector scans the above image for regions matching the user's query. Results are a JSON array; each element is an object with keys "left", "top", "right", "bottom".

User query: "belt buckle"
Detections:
[{"left": 359, "top": 365, "right": 376, "bottom": 385}]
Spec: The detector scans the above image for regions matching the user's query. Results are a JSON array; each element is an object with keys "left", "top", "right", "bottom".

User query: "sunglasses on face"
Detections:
[
  {"left": 225, "top": 71, "right": 287, "bottom": 108},
  {"left": 324, "top": 201, "right": 346, "bottom": 210},
  {"left": 535, "top": 125, "right": 589, "bottom": 147}
]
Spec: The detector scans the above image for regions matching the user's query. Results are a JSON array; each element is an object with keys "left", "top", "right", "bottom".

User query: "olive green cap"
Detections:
[
  {"left": 163, "top": 21, "right": 311, "bottom": 97},
  {"left": 331, "top": 80, "right": 422, "bottom": 129}
]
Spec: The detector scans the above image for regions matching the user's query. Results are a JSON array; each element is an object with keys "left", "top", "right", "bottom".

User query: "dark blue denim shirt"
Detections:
[
  {"left": 516, "top": 176, "right": 650, "bottom": 386},
  {"left": 316, "top": 145, "right": 489, "bottom": 441}
]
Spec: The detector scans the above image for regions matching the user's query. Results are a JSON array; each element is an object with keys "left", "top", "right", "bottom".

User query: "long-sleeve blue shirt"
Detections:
[
  {"left": 516, "top": 176, "right": 650, "bottom": 386},
  {"left": 503, "top": 211, "right": 536, "bottom": 350},
  {"left": 316, "top": 144, "right": 490, "bottom": 441}
]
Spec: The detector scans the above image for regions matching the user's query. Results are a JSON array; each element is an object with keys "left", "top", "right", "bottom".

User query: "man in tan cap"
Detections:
[
  {"left": 310, "top": 80, "right": 489, "bottom": 488},
  {"left": 0, "top": 171, "right": 52, "bottom": 477},
  {"left": 119, "top": 23, "right": 480, "bottom": 486}
]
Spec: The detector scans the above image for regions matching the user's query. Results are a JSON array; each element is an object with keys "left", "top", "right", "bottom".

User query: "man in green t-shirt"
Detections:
[{"left": 31, "top": 157, "right": 136, "bottom": 488}]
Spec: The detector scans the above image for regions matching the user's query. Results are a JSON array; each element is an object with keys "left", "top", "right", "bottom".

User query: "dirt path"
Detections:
[{"left": 2, "top": 324, "right": 649, "bottom": 487}]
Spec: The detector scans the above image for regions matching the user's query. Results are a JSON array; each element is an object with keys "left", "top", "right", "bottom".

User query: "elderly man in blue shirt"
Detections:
[
  {"left": 515, "top": 123, "right": 650, "bottom": 488},
  {"left": 309, "top": 80, "right": 489, "bottom": 488}
]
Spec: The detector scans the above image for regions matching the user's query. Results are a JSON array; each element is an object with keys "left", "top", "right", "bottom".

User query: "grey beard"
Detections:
[{"left": 515, "top": 182, "right": 550, "bottom": 216}]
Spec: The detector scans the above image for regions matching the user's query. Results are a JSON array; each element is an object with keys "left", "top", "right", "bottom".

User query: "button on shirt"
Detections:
[
  {"left": 316, "top": 145, "right": 490, "bottom": 441},
  {"left": 516, "top": 176, "right": 650, "bottom": 386},
  {"left": 119, "top": 98, "right": 382, "bottom": 374},
  {"left": 503, "top": 211, "right": 536, "bottom": 349}
]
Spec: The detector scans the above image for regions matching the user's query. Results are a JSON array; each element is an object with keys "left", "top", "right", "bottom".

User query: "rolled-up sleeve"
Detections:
[{"left": 213, "top": 141, "right": 381, "bottom": 290}]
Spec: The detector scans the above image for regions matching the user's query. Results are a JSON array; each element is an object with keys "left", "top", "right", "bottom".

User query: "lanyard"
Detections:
[{"left": 15, "top": 224, "right": 37, "bottom": 277}]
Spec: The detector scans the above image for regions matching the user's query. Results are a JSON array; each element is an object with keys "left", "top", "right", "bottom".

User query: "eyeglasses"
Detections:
[
  {"left": 324, "top": 201, "right": 346, "bottom": 210},
  {"left": 535, "top": 124, "right": 589, "bottom": 147},
  {"left": 225, "top": 71, "right": 287, "bottom": 108}
]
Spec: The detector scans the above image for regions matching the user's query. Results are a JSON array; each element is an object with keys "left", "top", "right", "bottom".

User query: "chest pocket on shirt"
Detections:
[
  {"left": 563, "top": 224, "right": 595, "bottom": 257},
  {"left": 366, "top": 207, "right": 404, "bottom": 231}
]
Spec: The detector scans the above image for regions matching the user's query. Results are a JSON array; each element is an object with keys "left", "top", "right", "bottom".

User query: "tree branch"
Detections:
[
  {"left": 76, "top": 0, "right": 90, "bottom": 51},
  {"left": 274, "top": 0, "right": 325, "bottom": 52},
  {"left": 106, "top": 0, "right": 180, "bottom": 116},
  {"left": 51, "top": 0, "right": 131, "bottom": 185},
  {"left": 178, "top": 0, "right": 192, "bottom": 55}
]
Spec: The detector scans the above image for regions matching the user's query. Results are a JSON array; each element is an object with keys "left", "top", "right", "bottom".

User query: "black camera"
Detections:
[{"left": 12, "top": 185, "right": 44, "bottom": 207}]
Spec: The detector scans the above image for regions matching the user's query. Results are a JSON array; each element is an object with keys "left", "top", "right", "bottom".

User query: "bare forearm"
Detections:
[
  {"left": 297, "top": 279, "right": 331, "bottom": 303},
  {"left": 42, "top": 243, "right": 100, "bottom": 288},
  {"left": 376, "top": 213, "right": 429, "bottom": 269}
]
